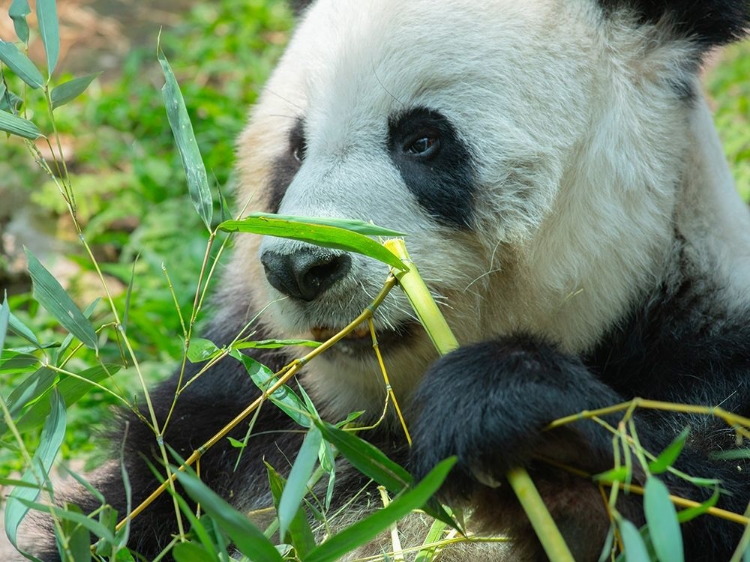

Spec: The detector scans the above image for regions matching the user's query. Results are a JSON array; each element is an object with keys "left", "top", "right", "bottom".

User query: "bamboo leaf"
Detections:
[
  {"left": 0, "top": 295, "right": 9, "bottom": 361},
  {"left": 54, "top": 298, "right": 99, "bottom": 365},
  {"left": 278, "top": 427, "right": 321, "bottom": 541},
  {"left": 229, "top": 349, "right": 311, "bottom": 428},
  {"left": 187, "top": 338, "right": 220, "bottom": 363},
  {"left": 220, "top": 216, "right": 406, "bottom": 271},
  {"left": 317, "top": 421, "right": 411, "bottom": 493},
  {"left": 5, "top": 389, "right": 66, "bottom": 555},
  {"left": 172, "top": 543, "right": 213, "bottom": 562},
  {"left": 173, "top": 469, "right": 284, "bottom": 562},
  {"left": 235, "top": 338, "right": 320, "bottom": 350},
  {"left": 676, "top": 485, "right": 719, "bottom": 523},
  {"left": 60, "top": 504, "right": 93, "bottom": 562},
  {"left": 266, "top": 463, "right": 316, "bottom": 557},
  {"left": 9, "top": 0, "right": 31, "bottom": 43},
  {"left": 244, "top": 214, "right": 405, "bottom": 237},
  {"left": 644, "top": 477, "right": 683, "bottom": 562},
  {"left": 0, "top": 40, "right": 44, "bottom": 88},
  {"left": 5, "top": 367, "right": 56, "bottom": 420},
  {"left": 8, "top": 311, "right": 43, "bottom": 348},
  {"left": 304, "top": 458, "right": 455, "bottom": 562},
  {"left": 36, "top": 0, "right": 60, "bottom": 78},
  {"left": 157, "top": 47, "right": 213, "bottom": 230},
  {"left": 649, "top": 428, "right": 689, "bottom": 474},
  {"left": 17, "top": 364, "right": 120, "bottom": 431},
  {"left": 51, "top": 73, "right": 101, "bottom": 109},
  {"left": 0, "top": 108, "right": 43, "bottom": 139},
  {"left": 16, "top": 498, "right": 114, "bottom": 545},
  {"left": 617, "top": 519, "right": 650, "bottom": 562},
  {"left": 25, "top": 248, "right": 98, "bottom": 350}
]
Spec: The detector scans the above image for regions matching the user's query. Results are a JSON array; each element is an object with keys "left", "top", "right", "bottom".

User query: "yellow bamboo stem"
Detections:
[{"left": 384, "top": 238, "right": 574, "bottom": 562}]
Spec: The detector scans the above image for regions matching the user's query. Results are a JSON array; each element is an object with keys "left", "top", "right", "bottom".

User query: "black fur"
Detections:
[
  {"left": 288, "top": 0, "right": 314, "bottom": 16},
  {"left": 388, "top": 107, "right": 476, "bottom": 229},
  {"left": 599, "top": 0, "right": 750, "bottom": 48},
  {"left": 268, "top": 118, "right": 304, "bottom": 213},
  {"left": 409, "top": 266, "right": 750, "bottom": 561}
]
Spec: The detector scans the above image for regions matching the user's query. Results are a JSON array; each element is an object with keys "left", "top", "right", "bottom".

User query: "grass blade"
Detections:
[
  {"left": 0, "top": 40, "right": 44, "bottom": 88},
  {"left": 9, "top": 0, "right": 31, "bottom": 43},
  {"left": 5, "top": 389, "right": 66, "bottom": 555},
  {"left": 644, "top": 478, "right": 683, "bottom": 562},
  {"left": 304, "top": 458, "right": 456, "bottom": 562},
  {"left": 278, "top": 427, "right": 321, "bottom": 541},
  {"left": 173, "top": 469, "right": 284, "bottom": 562},
  {"left": 0, "top": 108, "right": 43, "bottom": 139},
  {"left": 36, "top": 0, "right": 60, "bottom": 78},
  {"left": 219, "top": 216, "right": 406, "bottom": 271},
  {"left": 51, "top": 72, "right": 101, "bottom": 109},
  {"left": 157, "top": 46, "right": 213, "bottom": 231},
  {"left": 25, "top": 248, "right": 98, "bottom": 351}
]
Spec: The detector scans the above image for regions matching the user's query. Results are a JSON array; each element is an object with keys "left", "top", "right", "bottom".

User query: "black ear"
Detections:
[
  {"left": 599, "top": 0, "right": 750, "bottom": 49},
  {"left": 289, "top": 0, "right": 314, "bottom": 16}
]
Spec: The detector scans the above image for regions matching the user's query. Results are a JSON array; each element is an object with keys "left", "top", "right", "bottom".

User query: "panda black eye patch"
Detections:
[
  {"left": 268, "top": 117, "right": 306, "bottom": 213},
  {"left": 387, "top": 107, "right": 475, "bottom": 229}
]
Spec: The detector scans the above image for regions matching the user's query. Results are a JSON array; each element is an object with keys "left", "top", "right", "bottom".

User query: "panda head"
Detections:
[{"left": 227, "top": 0, "right": 749, "bottom": 416}]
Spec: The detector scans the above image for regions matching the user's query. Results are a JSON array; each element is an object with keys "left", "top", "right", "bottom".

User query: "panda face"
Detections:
[{"left": 231, "top": 0, "right": 697, "bottom": 414}]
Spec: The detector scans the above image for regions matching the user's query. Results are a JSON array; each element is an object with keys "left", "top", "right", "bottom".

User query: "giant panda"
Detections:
[{"left": 37, "top": 0, "right": 750, "bottom": 560}]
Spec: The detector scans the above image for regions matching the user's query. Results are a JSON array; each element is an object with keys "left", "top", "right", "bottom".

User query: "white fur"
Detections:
[{"left": 228, "top": 0, "right": 750, "bottom": 421}]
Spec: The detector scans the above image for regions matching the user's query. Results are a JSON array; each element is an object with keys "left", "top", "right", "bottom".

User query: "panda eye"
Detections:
[
  {"left": 405, "top": 135, "right": 440, "bottom": 157},
  {"left": 288, "top": 120, "right": 307, "bottom": 163}
]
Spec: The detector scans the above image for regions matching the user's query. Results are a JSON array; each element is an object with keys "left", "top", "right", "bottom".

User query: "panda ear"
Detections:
[
  {"left": 289, "top": 0, "right": 314, "bottom": 16},
  {"left": 599, "top": 0, "right": 750, "bottom": 50}
]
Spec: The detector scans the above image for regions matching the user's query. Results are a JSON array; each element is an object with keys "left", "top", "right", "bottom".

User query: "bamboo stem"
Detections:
[{"left": 384, "top": 239, "right": 574, "bottom": 562}]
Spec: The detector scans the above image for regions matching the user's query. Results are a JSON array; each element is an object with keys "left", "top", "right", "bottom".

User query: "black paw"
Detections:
[{"left": 408, "top": 335, "right": 617, "bottom": 500}]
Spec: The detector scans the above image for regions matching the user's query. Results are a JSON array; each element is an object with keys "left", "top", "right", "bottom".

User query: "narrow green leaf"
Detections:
[
  {"left": 16, "top": 498, "right": 114, "bottom": 545},
  {"left": 5, "top": 367, "right": 56, "bottom": 419},
  {"left": 18, "top": 364, "right": 120, "bottom": 431},
  {"left": 51, "top": 72, "right": 101, "bottom": 109},
  {"left": 235, "top": 338, "right": 320, "bottom": 350},
  {"left": 676, "top": 486, "right": 720, "bottom": 523},
  {"left": 0, "top": 295, "right": 9, "bottom": 360},
  {"left": 55, "top": 298, "right": 99, "bottom": 365},
  {"left": 0, "top": 40, "right": 44, "bottom": 88},
  {"left": 9, "top": 0, "right": 31, "bottom": 43},
  {"left": 0, "top": 353, "right": 38, "bottom": 375},
  {"left": 649, "top": 428, "right": 689, "bottom": 474},
  {"left": 644, "top": 478, "right": 683, "bottom": 562},
  {"left": 25, "top": 249, "right": 98, "bottom": 350},
  {"left": 218, "top": 216, "right": 406, "bottom": 271},
  {"left": 187, "top": 338, "right": 220, "bottom": 362},
  {"left": 172, "top": 543, "right": 214, "bottom": 562},
  {"left": 59, "top": 504, "right": 92, "bottom": 562},
  {"left": 712, "top": 448, "right": 750, "bottom": 460},
  {"left": 244, "top": 213, "right": 406, "bottom": 237},
  {"left": 304, "top": 458, "right": 456, "bottom": 562},
  {"left": 157, "top": 47, "right": 212, "bottom": 230},
  {"left": 278, "top": 428, "right": 321, "bottom": 541},
  {"left": 5, "top": 390, "right": 66, "bottom": 554},
  {"left": 266, "top": 463, "right": 316, "bottom": 558},
  {"left": 0, "top": 88, "right": 24, "bottom": 112},
  {"left": 317, "top": 421, "right": 411, "bottom": 493},
  {"left": 593, "top": 466, "right": 630, "bottom": 484},
  {"left": 0, "top": 108, "right": 43, "bottom": 139},
  {"left": 0, "top": 477, "right": 51, "bottom": 490},
  {"left": 36, "top": 0, "right": 60, "bottom": 78},
  {"left": 415, "top": 519, "right": 449, "bottom": 562},
  {"left": 617, "top": 519, "right": 650, "bottom": 562},
  {"left": 173, "top": 469, "right": 284, "bottom": 562},
  {"left": 229, "top": 349, "right": 311, "bottom": 428},
  {"left": 8, "top": 312, "right": 42, "bottom": 348}
]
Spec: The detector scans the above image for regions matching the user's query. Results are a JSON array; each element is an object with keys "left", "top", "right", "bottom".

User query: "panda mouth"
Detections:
[{"left": 310, "top": 323, "right": 413, "bottom": 354}]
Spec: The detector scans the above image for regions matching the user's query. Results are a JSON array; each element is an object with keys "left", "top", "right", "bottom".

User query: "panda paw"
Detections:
[{"left": 408, "top": 335, "right": 617, "bottom": 500}]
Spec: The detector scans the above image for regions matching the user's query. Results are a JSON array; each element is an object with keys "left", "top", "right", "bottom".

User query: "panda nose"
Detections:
[{"left": 260, "top": 248, "right": 352, "bottom": 302}]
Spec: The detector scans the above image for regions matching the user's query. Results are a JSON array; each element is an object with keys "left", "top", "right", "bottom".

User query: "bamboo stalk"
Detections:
[{"left": 384, "top": 238, "right": 574, "bottom": 562}]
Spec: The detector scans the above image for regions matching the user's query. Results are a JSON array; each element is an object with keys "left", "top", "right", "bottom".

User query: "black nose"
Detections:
[{"left": 261, "top": 248, "right": 352, "bottom": 302}]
